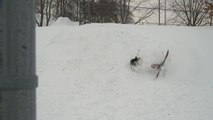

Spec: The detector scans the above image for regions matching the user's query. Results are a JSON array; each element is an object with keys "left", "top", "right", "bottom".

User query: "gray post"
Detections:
[{"left": 0, "top": 0, "right": 38, "bottom": 120}]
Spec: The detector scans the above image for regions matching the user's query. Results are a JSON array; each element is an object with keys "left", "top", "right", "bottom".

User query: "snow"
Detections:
[
  {"left": 36, "top": 23, "right": 213, "bottom": 120},
  {"left": 51, "top": 17, "right": 79, "bottom": 26}
]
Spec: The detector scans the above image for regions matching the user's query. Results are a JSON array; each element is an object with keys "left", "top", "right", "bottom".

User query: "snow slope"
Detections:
[
  {"left": 36, "top": 24, "right": 213, "bottom": 120},
  {"left": 51, "top": 17, "right": 79, "bottom": 26}
]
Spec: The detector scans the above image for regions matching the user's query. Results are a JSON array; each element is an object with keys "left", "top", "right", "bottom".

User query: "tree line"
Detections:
[
  {"left": 171, "top": 0, "right": 213, "bottom": 26},
  {"left": 35, "top": 0, "right": 213, "bottom": 27}
]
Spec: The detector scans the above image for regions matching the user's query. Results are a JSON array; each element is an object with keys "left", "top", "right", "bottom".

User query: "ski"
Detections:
[{"left": 154, "top": 50, "right": 169, "bottom": 79}]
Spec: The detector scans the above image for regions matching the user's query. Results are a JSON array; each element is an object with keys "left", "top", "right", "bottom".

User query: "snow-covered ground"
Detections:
[
  {"left": 50, "top": 17, "right": 79, "bottom": 26},
  {"left": 36, "top": 21, "right": 213, "bottom": 120}
]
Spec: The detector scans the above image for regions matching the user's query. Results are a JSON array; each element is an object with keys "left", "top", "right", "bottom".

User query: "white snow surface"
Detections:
[
  {"left": 51, "top": 17, "right": 79, "bottom": 26},
  {"left": 36, "top": 24, "right": 213, "bottom": 120}
]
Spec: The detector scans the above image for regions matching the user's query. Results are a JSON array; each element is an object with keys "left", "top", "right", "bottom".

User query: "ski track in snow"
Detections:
[{"left": 36, "top": 24, "right": 213, "bottom": 120}]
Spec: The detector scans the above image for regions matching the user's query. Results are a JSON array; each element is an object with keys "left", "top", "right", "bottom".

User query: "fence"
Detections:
[{"left": 78, "top": 0, "right": 212, "bottom": 26}]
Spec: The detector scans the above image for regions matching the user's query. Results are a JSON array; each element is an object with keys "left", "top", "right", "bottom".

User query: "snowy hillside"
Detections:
[
  {"left": 51, "top": 17, "right": 79, "bottom": 26},
  {"left": 36, "top": 23, "right": 213, "bottom": 120}
]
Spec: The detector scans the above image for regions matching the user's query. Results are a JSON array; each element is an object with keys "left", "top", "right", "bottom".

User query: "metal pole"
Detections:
[{"left": 0, "top": 0, "right": 38, "bottom": 120}]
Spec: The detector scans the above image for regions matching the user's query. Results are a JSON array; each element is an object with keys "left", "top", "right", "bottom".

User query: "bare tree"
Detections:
[
  {"left": 134, "top": 0, "right": 155, "bottom": 24},
  {"left": 171, "top": 0, "right": 208, "bottom": 26},
  {"left": 79, "top": 0, "right": 119, "bottom": 24},
  {"left": 36, "top": 0, "right": 45, "bottom": 26},
  {"left": 59, "top": 0, "right": 66, "bottom": 17},
  {"left": 52, "top": 0, "right": 79, "bottom": 21},
  {"left": 76, "top": 0, "right": 80, "bottom": 21},
  {"left": 53, "top": 0, "right": 67, "bottom": 17},
  {"left": 36, "top": 0, "right": 53, "bottom": 26},
  {"left": 55, "top": 0, "right": 60, "bottom": 17},
  {"left": 134, "top": 9, "right": 154, "bottom": 24},
  {"left": 205, "top": 0, "right": 213, "bottom": 26},
  {"left": 117, "top": 0, "right": 134, "bottom": 24},
  {"left": 45, "top": 0, "right": 53, "bottom": 26},
  {"left": 95, "top": 0, "right": 118, "bottom": 23},
  {"left": 116, "top": 0, "right": 149, "bottom": 24}
]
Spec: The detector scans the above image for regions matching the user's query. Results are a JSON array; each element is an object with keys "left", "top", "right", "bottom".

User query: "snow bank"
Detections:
[
  {"left": 36, "top": 24, "right": 213, "bottom": 120},
  {"left": 51, "top": 17, "right": 79, "bottom": 26}
]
